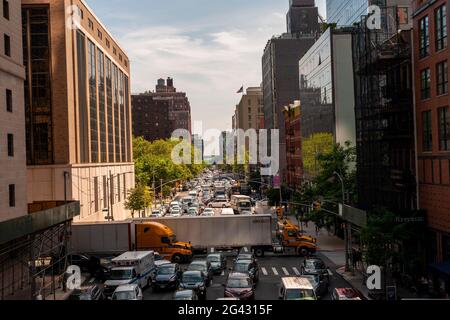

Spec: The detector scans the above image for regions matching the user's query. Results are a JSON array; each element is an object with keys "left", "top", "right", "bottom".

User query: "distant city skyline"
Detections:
[{"left": 86, "top": 0, "right": 326, "bottom": 136}]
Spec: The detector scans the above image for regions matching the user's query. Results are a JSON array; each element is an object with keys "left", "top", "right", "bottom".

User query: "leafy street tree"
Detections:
[
  {"left": 124, "top": 185, "right": 153, "bottom": 218},
  {"left": 302, "top": 133, "right": 334, "bottom": 177}
]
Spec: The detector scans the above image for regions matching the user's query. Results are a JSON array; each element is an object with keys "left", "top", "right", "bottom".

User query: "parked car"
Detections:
[
  {"left": 179, "top": 271, "right": 207, "bottom": 300},
  {"left": 224, "top": 273, "right": 255, "bottom": 300},
  {"left": 152, "top": 263, "right": 182, "bottom": 291},
  {"left": 187, "top": 260, "right": 213, "bottom": 286},
  {"left": 112, "top": 284, "right": 143, "bottom": 301},
  {"left": 207, "top": 253, "right": 227, "bottom": 275},
  {"left": 301, "top": 258, "right": 330, "bottom": 284},
  {"left": 68, "top": 282, "right": 105, "bottom": 301},
  {"left": 301, "top": 274, "right": 329, "bottom": 299},
  {"left": 332, "top": 288, "right": 366, "bottom": 300},
  {"left": 174, "top": 289, "right": 199, "bottom": 301},
  {"left": 231, "top": 260, "right": 259, "bottom": 283}
]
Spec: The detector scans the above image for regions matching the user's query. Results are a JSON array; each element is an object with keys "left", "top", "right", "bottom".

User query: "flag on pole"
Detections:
[{"left": 237, "top": 86, "right": 244, "bottom": 94}]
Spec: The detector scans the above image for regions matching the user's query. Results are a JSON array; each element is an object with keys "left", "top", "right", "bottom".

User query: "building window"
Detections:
[
  {"left": 97, "top": 29, "right": 102, "bottom": 40},
  {"left": 7, "top": 133, "right": 13, "bottom": 156},
  {"left": 8, "top": 184, "right": 15, "bottom": 207},
  {"left": 98, "top": 49, "right": 107, "bottom": 163},
  {"left": 436, "top": 5, "right": 447, "bottom": 51},
  {"left": 437, "top": 60, "right": 448, "bottom": 95},
  {"left": 6, "top": 88, "right": 12, "bottom": 112},
  {"left": 117, "top": 175, "right": 121, "bottom": 202},
  {"left": 106, "top": 38, "right": 110, "bottom": 48},
  {"left": 113, "top": 47, "right": 117, "bottom": 55},
  {"left": 113, "top": 63, "right": 120, "bottom": 162},
  {"left": 419, "top": 16, "right": 430, "bottom": 58},
  {"left": 438, "top": 107, "right": 450, "bottom": 151},
  {"left": 4, "top": 33, "right": 10, "bottom": 56},
  {"left": 421, "top": 68, "right": 431, "bottom": 100},
  {"left": 3, "top": 0, "right": 9, "bottom": 20},
  {"left": 422, "top": 111, "right": 433, "bottom": 152},
  {"left": 88, "top": 40, "right": 98, "bottom": 163},
  {"left": 94, "top": 177, "right": 99, "bottom": 212},
  {"left": 88, "top": 18, "right": 93, "bottom": 29},
  {"left": 23, "top": 6, "right": 53, "bottom": 166},
  {"left": 106, "top": 58, "right": 114, "bottom": 162}
]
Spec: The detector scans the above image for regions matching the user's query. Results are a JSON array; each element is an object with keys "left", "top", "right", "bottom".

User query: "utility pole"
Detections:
[
  {"left": 109, "top": 170, "right": 114, "bottom": 221},
  {"left": 160, "top": 179, "right": 163, "bottom": 206},
  {"left": 152, "top": 174, "right": 156, "bottom": 209},
  {"left": 334, "top": 171, "right": 352, "bottom": 273}
]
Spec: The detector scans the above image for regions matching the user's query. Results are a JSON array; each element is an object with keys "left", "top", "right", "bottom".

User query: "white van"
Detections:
[
  {"left": 230, "top": 195, "right": 252, "bottom": 214},
  {"left": 104, "top": 251, "right": 155, "bottom": 297},
  {"left": 279, "top": 277, "right": 317, "bottom": 300}
]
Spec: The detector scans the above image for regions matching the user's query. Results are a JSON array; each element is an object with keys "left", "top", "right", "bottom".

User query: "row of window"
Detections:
[
  {"left": 422, "top": 106, "right": 450, "bottom": 152},
  {"left": 3, "top": 0, "right": 10, "bottom": 57},
  {"left": 92, "top": 174, "right": 128, "bottom": 212},
  {"left": 76, "top": 5, "right": 127, "bottom": 67},
  {"left": 420, "top": 60, "right": 448, "bottom": 100},
  {"left": 419, "top": 4, "right": 447, "bottom": 58}
]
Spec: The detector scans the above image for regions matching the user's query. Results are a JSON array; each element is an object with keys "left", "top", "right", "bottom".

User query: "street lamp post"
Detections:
[{"left": 333, "top": 171, "right": 353, "bottom": 273}]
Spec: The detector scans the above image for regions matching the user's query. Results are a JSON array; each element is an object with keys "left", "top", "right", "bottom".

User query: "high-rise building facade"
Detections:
[
  {"left": 0, "top": 0, "right": 27, "bottom": 222},
  {"left": 132, "top": 96, "right": 171, "bottom": 142},
  {"left": 326, "top": 0, "right": 370, "bottom": 26},
  {"left": 22, "top": 0, "right": 135, "bottom": 222},
  {"left": 299, "top": 28, "right": 356, "bottom": 151},
  {"left": 287, "top": 0, "right": 321, "bottom": 34},
  {"left": 233, "top": 87, "right": 264, "bottom": 132},
  {"left": 262, "top": 0, "right": 319, "bottom": 181},
  {"left": 283, "top": 101, "right": 303, "bottom": 190},
  {"left": 132, "top": 78, "right": 192, "bottom": 141},
  {"left": 413, "top": 0, "right": 450, "bottom": 278}
]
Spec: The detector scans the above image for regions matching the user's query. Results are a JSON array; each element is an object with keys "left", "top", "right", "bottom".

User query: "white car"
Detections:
[
  {"left": 186, "top": 208, "right": 199, "bottom": 216},
  {"left": 112, "top": 284, "right": 143, "bottom": 301},
  {"left": 170, "top": 206, "right": 182, "bottom": 217},
  {"left": 209, "top": 199, "right": 230, "bottom": 208},
  {"left": 170, "top": 201, "right": 181, "bottom": 207},
  {"left": 202, "top": 208, "right": 215, "bottom": 216}
]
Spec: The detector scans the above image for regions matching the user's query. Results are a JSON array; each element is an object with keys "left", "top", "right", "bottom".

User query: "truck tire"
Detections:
[
  {"left": 172, "top": 254, "right": 183, "bottom": 264},
  {"left": 298, "top": 247, "right": 309, "bottom": 257},
  {"left": 254, "top": 248, "right": 265, "bottom": 258}
]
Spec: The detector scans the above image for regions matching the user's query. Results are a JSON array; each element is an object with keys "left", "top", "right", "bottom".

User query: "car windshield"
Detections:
[
  {"left": 188, "top": 264, "right": 205, "bottom": 272},
  {"left": 306, "top": 260, "right": 325, "bottom": 269},
  {"left": 234, "top": 262, "right": 250, "bottom": 273},
  {"left": 207, "top": 255, "right": 221, "bottom": 262},
  {"left": 285, "top": 289, "right": 315, "bottom": 300},
  {"left": 227, "top": 278, "right": 251, "bottom": 288},
  {"left": 158, "top": 267, "right": 175, "bottom": 275},
  {"left": 239, "top": 202, "right": 251, "bottom": 208},
  {"left": 113, "top": 291, "right": 136, "bottom": 300},
  {"left": 110, "top": 269, "right": 133, "bottom": 280},
  {"left": 182, "top": 274, "right": 203, "bottom": 283}
]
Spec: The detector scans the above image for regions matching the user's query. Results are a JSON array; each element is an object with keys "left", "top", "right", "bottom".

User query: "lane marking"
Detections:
[
  {"left": 211, "top": 247, "right": 215, "bottom": 253},
  {"left": 221, "top": 271, "right": 225, "bottom": 276},
  {"left": 272, "top": 267, "right": 279, "bottom": 276},
  {"left": 261, "top": 267, "right": 268, "bottom": 276},
  {"left": 244, "top": 247, "right": 249, "bottom": 253},
  {"left": 282, "top": 267, "right": 290, "bottom": 276},
  {"left": 292, "top": 267, "right": 301, "bottom": 276}
]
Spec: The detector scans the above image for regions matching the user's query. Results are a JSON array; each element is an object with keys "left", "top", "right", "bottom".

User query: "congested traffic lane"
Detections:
[{"left": 143, "top": 250, "right": 353, "bottom": 301}]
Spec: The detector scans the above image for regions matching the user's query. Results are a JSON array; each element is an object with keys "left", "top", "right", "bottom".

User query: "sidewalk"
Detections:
[{"left": 287, "top": 218, "right": 371, "bottom": 299}]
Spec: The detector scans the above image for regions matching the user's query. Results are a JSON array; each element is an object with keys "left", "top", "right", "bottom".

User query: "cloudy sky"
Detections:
[{"left": 86, "top": 0, "right": 326, "bottom": 135}]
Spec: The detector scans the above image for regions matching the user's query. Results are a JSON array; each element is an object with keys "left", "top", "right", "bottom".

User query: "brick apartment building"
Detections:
[
  {"left": 413, "top": 0, "right": 450, "bottom": 280},
  {"left": 132, "top": 78, "right": 192, "bottom": 142},
  {"left": 22, "top": 0, "right": 135, "bottom": 222},
  {"left": 283, "top": 101, "right": 302, "bottom": 191}
]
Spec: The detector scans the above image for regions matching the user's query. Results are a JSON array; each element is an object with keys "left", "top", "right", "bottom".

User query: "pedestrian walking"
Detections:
[{"left": 315, "top": 224, "right": 320, "bottom": 236}]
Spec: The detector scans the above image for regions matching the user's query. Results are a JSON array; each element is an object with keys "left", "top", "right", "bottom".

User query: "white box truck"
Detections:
[{"left": 103, "top": 251, "right": 154, "bottom": 297}]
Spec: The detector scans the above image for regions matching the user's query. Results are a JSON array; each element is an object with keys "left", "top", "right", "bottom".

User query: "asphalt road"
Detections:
[{"left": 143, "top": 249, "right": 352, "bottom": 301}]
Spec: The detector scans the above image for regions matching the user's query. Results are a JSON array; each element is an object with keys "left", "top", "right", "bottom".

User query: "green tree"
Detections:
[{"left": 124, "top": 185, "right": 153, "bottom": 218}]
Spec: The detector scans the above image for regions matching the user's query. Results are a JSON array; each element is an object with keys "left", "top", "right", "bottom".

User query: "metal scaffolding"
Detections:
[{"left": 353, "top": 7, "right": 417, "bottom": 213}]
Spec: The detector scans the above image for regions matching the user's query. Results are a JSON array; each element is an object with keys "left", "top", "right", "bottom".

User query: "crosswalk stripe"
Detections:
[
  {"left": 282, "top": 267, "right": 290, "bottom": 276},
  {"left": 261, "top": 267, "right": 268, "bottom": 276},
  {"left": 221, "top": 271, "right": 225, "bottom": 276},
  {"left": 292, "top": 267, "right": 301, "bottom": 276},
  {"left": 244, "top": 247, "right": 249, "bottom": 253},
  {"left": 272, "top": 267, "right": 279, "bottom": 276},
  {"left": 211, "top": 247, "right": 215, "bottom": 253}
]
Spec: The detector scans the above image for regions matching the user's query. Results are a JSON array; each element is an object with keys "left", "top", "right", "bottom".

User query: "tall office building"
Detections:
[
  {"left": 262, "top": 0, "right": 319, "bottom": 180},
  {"left": 132, "top": 78, "right": 192, "bottom": 141},
  {"left": 233, "top": 87, "right": 264, "bottom": 132},
  {"left": 22, "top": 0, "right": 135, "bottom": 222},
  {"left": 326, "top": 0, "right": 370, "bottom": 26},
  {"left": 0, "top": 0, "right": 27, "bottom": 222},
  {"left": 287, "top": 0, "right": 321, "bottom": 34},
  {"left": 413, "top": 0, "right": 450, "bottom": 285}
]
